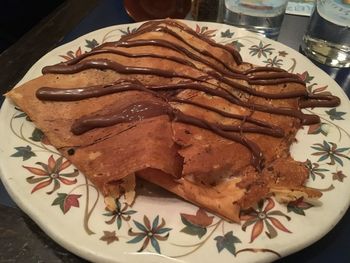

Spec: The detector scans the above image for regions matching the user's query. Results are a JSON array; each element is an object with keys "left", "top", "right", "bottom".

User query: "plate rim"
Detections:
[{"left": 0, "top": 20, "right": 350, "bottom": 263}]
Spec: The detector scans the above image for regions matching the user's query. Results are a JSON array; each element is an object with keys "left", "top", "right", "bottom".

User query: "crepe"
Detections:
[{"left": 6, "top": 19, "right": 340, "bottom": 222}]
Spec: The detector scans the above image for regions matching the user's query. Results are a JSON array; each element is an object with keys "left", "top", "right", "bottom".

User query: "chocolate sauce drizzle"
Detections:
[
  {"left": 37, "top": 20, "right": 341, "bottom": 171},
  {"left": 120, "top": 19, "right": 243, "bottom": 65}
]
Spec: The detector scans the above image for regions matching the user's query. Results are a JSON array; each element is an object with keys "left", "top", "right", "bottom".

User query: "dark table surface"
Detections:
[{"left": 0, "top": 0, "right": 349, "bottom": 262}]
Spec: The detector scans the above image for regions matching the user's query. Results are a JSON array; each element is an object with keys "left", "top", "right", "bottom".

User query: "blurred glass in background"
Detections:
[
  {"left": 192, "top": 0, "right": 289, "bottom": 39},
  {"left": 221, "top": 0, "right": 289, "bottom": 39},
  {"left": 301, "top": 0, "right": 350, "bottom": 68}
]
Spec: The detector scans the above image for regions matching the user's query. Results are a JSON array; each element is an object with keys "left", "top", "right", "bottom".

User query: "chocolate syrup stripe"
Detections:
[
  {"left": 147, "top": 83, "right": 320, "bottom": 125},
  {"left": 42, "top": 59, "right": 199, "bottom": 82},
  {"left": 299, "top": 94, "right": 341, "bottom": 108},
  {"left": 122, "top": 19, "right": 243, "bottom": 64},
  {"left": 62, "top": 47, "right": 196, "bottom": 68},
  {"left": 70, "top": 100, "right": 264, "bottom": 170},
  {"left": 45, "top": 44, "right": 307, "bottom": 100},
  {"left": 36, "top": 83, "right": 161, "bottom": 101},
  {"left": 99, "top": 39, "right": 242, "bottom": 78},
  {"left": 85, "top": 39, "right": 304, "bottom": 88},
  {"left": 36, "top": 78, "right": 319, "bottom": 128},
  {"left": 153, "top": 26, "right": 241, "bottom": 74},
  {"left": 173, "top": 109, "right": 264, "bottom": 170},
  {"left": 36, "top": 82, "right": 284, "bottom": 138},
  {"left": 101, "top": 36, "right": 240, "bottom": 77},
  {"left": 42, "top": 57, "right": 339, "bottom": 121},
  {"left": 243, "top": 67, "right": 286, "bottom": 74},
  {"left": 171, "top": 98, "right": 284, "bottom": 137}
]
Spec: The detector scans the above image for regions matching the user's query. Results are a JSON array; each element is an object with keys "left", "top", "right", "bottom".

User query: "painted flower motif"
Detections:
[
  {"left": 287, "top": 197, "right": 313, "bottom": 216},
  {"left": 180, "top": 208, "right": 214, "bottom": 238},
  {"left": 100, "top": 231, "right": 119, "bottom": 245},
  {"left": 307, "top": 85, "right": 331, "bottom": 96},
  {"left": 241, "top": 198, "right": 291, "bottom": 243},
  {"left": 332, "top": 171, "right": 347, "bottom": 182},
  {"left": 311, "top": 141, "right": 350, "bottom": 166},
  {"left": 278, "top": 50, "right": 288, "bottom": 57},
  {"left": 221, "top": 29, "right": 234, "bottom": 38},
  {"left": 119, "top": 26, "right": 137, "bottom": 37},
  {"left": 103, "top": 198, "right": 136, "bottom": 229},
  {"left": 227, "top": 40, "right": 245, "bottom": 52},
  {"left": 85, "top": 38, "right": 99, "bottom": 49},
  {"left": 296, "top": 71, "right": 314, "bottom": 84},
  {"left": 52, "top": 193, "right": 82, "bottom": 214},
  {"left": 325, "top": 108, "right": 347, "bottom": 121},
  {"left": 59, "top": 47, "right": 83, "bottom": 61},
  {"left": 23, "top": 155, "right": 79, "bottom": 194},
  {"left": 307, "top": 122, "right": 329, "bottom": 136},
  {"left": 262, "top": 56, "right": 283, "bottom": 68},
  {"left": 195, "top": 25, "right": 217, "bottom": 39},
  {"left": 14, "top": 107, "right": 31, "bottom": 121},
  {"left": 249, "top": 41, "right": 274, "bottom": 58},
  {"left": 304, "top": 159, "right": 329, "bottom": 180},
  {"left": 127, "top": 215, "right": 171, "bottom": 253},
  {"left": 11, "top": 145, "right": 36, "bottom": 161}
]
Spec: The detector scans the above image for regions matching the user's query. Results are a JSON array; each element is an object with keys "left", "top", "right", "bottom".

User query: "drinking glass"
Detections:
[
  {"left": 301, "top": 0, "right": 350, "bottom": 68},
  {"left": 222, "top": 0, "right": 289, "bottom": 39}
]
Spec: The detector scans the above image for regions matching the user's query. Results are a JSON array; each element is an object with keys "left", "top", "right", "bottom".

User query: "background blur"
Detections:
[{"left": 0, "top": 0, "right": 65, "bottom": 53}]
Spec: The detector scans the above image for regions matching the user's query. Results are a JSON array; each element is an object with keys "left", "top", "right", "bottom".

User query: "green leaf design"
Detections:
[
  {"left": 180, "top": 225, "right": 207, "bottom": 238},
  {"left": 127, "top": 233, "right": 146, "bottom": 244},
  {"left": 151, "top": 237, "right": 161, "bottom": 254},
  {"left": 180, "top": 217, "right": 207, "bottom": 238},
  {"left": 265, "top": 219, "right": 277, "bottom": 239},
  {"left": 221, "top": 29, "right": 234, "bottom": 38},
  {"left": 124, "top": 210, "right": 137, "bottom": 215},
  {"left": 333, "top": 155, "right": 343, "bottom": 166},
  {"left": 52, "top": 193, "right": 67, "bottom": 213},
  {"left": 287, "top": 206, "right": 305, "bottom": 216},
  {"left": 325, "top": 108, "right": 346, "bottom": 121},
  {"left": 117, "top": 216, "right": 122, "bottom": 229},
  {"left": 287, "top": 197, "right": 313, "bottom": 216},
  {"left": 133, "top": 220, "right": 148, "bottom": 232},
  {"left": 51, "top": 193, "right": 81, "bottom": 214},
  {"left": 214, "top": 231, "right": 241, "bottom": 255},
  {"left": 26, "top": 176, "right": 47, "bottom": 184},
  {"left": 152, "top": 215, "right": 160, "bottom": 230},
  {"left": 29, "top": 128, "right": 44, "bottom": 142},
  {"left": 85, "top": 39, "right": 99, "bottom": 49},
  {"left": 11, "top": 145, "right": 36, "bottom": 161},
  {"left": 304, "top": 71, "right": 314, "bottom": 84},
  {"left": 231, "top": 40, "right": 244, "bottom": 52},
  {"left": 14, "top": 112, "right": 27, "bottom": 119}
]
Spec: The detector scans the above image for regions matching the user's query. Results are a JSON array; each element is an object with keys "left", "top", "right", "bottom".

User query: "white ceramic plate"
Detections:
[{"left": 0, "top": 21, "right": 350, "bottom": 263}]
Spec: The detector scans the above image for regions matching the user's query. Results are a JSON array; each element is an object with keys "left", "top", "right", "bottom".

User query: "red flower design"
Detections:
[
  {"left": 241, "top": 198, "right": 291, "bottom": 243},
  {"left": 23, "top": 155, "right": 79, "bottom": 194},
  {"left": 59, "top": 47, "right": 83, "bottom": 61},
  {"left": 195, "top": 25, "right": 217, "bottom": 39}
]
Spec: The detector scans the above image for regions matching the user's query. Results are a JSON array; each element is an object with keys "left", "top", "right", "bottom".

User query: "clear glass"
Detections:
[
  {"left": 222, "top": 0, "right": 289, "bottom": 39},
  {"left": 301, "top": 0, "right": 350, "bottom": 68}
]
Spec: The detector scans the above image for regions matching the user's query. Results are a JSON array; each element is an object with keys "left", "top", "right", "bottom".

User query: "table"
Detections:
[{"left": 0, "top": 0, "right": 349, "bottom": 262}]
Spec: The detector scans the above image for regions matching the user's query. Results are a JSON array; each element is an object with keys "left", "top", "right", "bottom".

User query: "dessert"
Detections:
[{"left": 6, "top": 19, "right": 340, "bottom": 222}]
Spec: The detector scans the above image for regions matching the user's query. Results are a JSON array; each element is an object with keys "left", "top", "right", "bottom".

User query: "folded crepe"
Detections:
[{"left": 6, "top": 19, "right": 340, "bottom": 222}]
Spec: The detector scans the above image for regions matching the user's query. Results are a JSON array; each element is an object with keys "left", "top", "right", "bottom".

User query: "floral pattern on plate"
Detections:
[{"left": 0, "top": 21, "right": 349, "bottom": 263}]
